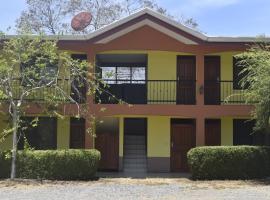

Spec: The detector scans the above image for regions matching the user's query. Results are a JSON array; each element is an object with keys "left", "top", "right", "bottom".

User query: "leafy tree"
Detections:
[
  {"left": 235, "top": 42, "right": 270, "bottom": 134},
  {"left": 16, "top": 0, "right": 198, "bottom": 34},
  {"left": 16, "top": 0, "right": 70, "bottom": 34},
  {"left": 0, "top": 34, "right": 98, "bottom": 179}
]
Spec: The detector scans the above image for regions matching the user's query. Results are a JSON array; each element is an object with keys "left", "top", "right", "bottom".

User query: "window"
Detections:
[
  {"left": 233, "top": 57, "right": 248, "bottom": 90},
  {"left": 70, "top": 118, "right": 85, "bottom": 149},
  {"left": 96, "top": 54, "right": 147, "bottom": 84},
  {"left": 18, "top": 117, "right": 57, "bottom": 150},
  {"left": 100, "top": 66, "right": 146, "bottom": 84},
  {"left": 233, "top": 119, "right": 266, "bottom": 145}
]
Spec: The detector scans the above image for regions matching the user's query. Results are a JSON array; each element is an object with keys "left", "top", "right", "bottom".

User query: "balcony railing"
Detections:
[
  {"left": 0, "top": 79, "right": 82, "bottom": 102},
  {"left": 0, "top": 79, "right": 248, "bottom": 105},
  {"left": 97, "top": 79, "right": 196, "bottom": 104},
  {"left": 205, "top": 80, "right": 246, "bottom": 105}
]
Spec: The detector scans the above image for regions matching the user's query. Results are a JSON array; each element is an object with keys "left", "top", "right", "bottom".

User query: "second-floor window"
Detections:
[
  {"left": 100, "top": 66, "right": 146, "bottom": 84},
  {"left": 96, "top": 54, "right": 147, "bottom": 84}
]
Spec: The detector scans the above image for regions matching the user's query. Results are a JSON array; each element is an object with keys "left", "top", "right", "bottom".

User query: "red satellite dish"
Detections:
[{"left": 71, "top": 12, "right": 92, "bottom": 31}]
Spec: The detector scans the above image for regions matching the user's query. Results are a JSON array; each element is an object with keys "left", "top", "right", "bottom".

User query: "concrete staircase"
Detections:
[{"left": 123, "top": 135, "right": 147, "bottom": 173}]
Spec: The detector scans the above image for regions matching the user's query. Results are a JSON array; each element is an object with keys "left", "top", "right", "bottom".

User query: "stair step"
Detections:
[
  {"left": 124, "top": 141, "right": 145, "bottom": 145},
  {"left": 124, "top": 164, "right": 147, "bottom": 169},
  {"left": 125, "top": 135, "right": 145, "bottom": 140},
  {"left": 124, "top": 155, "right": 147, "bottom": 159},
  {"left": 123, "top": 168, "right": 147, "bottom": 173},
  {"left": 124, "top": 145, "right": 146, "bottom": 151},
  {"left": 124, "top": 159, "right": 147, "bottom": 164},
  {"left": 124, "top": 149, "right": 146, "bottom": 155},
  {"left": 124, "top": 134, "right": 147, "bottom": 173}
]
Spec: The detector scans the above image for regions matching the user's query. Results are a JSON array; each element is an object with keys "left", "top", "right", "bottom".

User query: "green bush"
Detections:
[
  {"left": 187, "top": 146, "right": 270, "bottom": 180},
  {"left": 0, "top": 149, "right": 100, "bottom": 180}
]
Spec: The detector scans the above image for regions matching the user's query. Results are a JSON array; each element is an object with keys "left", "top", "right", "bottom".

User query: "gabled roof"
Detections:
[
  {"left": 3, "top": 8, "right": 270, "bottom": 44},
  {"left": 58, "top": 8, "right": 270, "bottom": 44},
  {"left": 59, "top": 8, "right": 207, "bottom": 44}
]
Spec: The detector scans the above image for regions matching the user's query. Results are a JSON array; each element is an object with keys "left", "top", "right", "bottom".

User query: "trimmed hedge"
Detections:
[
  {"left": 187, "top": 146, "right": 270, "bottom": 180},
  {"left": 0, "top": 149, "right": 100, "bottom": 180}
]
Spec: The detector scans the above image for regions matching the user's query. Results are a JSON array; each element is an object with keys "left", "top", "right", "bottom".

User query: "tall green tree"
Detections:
[
  {"left": 0, "top": 34, "right": 97, "bottom": 179},
  {"left": 236, "top": 42, "right": 270, "bottom": 133}
]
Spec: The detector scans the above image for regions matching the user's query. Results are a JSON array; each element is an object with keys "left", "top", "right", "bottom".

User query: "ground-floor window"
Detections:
[
  {"left": 233, "top": 119, "right": 266, "bottom": 145},
  {"left": 18, "top": 117, "right": 57, "bottom": 150},
  {"left": 70, "top": 117, "right": 85, "bottom": 149}
]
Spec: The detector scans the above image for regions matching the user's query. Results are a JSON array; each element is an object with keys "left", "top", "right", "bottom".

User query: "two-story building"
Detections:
[{"left": 1, "top": 8, "right": 268, "bottom": 173}]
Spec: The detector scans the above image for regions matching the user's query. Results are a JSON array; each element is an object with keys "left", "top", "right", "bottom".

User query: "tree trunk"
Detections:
[{"left": 10, "top": 108, "right": 18, "bottom": 180}]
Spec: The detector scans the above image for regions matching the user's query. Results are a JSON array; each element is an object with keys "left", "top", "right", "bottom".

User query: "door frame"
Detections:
[
  {"left": 176, "top": 56, "right": 196, "bottom": 105},
  {"left": 170, "top": 119, "right": 196, "bottom": 172},
  {"left": 205, "top": 119, "right": 221, "bottom": 146},
  {"left": 204, "top": 56, "right": 221, "bottom": 105}
]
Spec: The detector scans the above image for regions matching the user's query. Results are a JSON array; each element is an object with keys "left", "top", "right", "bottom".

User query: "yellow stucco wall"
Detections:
[
  {"left": 221, "top": 117, "right": 233, "bottom": 145},
  {"left": 147, "top": 116, "right": 170, "bottom": 157},
  {"left": 119, "top": 117, "right": 124, "bottom": 157},
  {"left": 0, "top": 115, "right": 12, "bottom": 151},
  {"left": 57, "top": 117, "right": 70, "bottom": 149}
]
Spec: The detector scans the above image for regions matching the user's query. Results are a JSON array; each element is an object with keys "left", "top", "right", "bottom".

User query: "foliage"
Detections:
[
  {"left": 16, "top": 0, "right": 198, "bottom": 34},
  {"left": 187, "top": 146, "right": 270, "bottom": 180},
  {"left": 0, "top": 149, "right": 100, "bottom": 180},
  {"left": 0, "top": 34, "right": 99, "bottom": 178},
  {"left": 235, "top": 43, "right": 270, "bottom": 133}
]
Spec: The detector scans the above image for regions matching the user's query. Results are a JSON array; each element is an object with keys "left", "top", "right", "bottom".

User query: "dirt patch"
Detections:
[{"left": 0, "top": 177, "right": 269, "bottom": 189}]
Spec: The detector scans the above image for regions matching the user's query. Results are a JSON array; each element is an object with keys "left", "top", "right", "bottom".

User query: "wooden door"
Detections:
[
  {"left": 204, "top": 56, "right": 220, "bottom": 105},
  {"left": 205, "top": 119, "right": 221, "bottom": 146},
  {"left": 95, "top": 132, "right": 119, "bottom": 170},
  {"left": 70, "top": 118, "right": 85, "bottom": 149},
  {"left": 171, "top": 122, "right": 196, "bottom": 172},
  {"left": 177, "top": 56, "right": 196, "bottom": 104}
]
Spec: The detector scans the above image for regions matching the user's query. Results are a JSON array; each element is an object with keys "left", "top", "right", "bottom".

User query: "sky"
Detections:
[{"left": 0, "top": 0, "right": 270, "bottom": 36}]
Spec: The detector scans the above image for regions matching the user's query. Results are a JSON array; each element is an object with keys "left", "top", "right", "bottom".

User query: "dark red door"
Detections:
[
  {"left": 70, "top": 118, "right": 85, "bottom": 149},
  {"left": 205, "top": 119, "right": 221, "bottom": 146},
  {"left": 171, "top": 121, "right": 196, "bottom": 172},
  {"left": 95, "top": 132, "right": 119, "bottom": 170},
  {"left": 177, "top": 56, "right": 196, "bottom": 104},
  {"left": 204, "top": 56, "right": 220, "bottom": 105}
]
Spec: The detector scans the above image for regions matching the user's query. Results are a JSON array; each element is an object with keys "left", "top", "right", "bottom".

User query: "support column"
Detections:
[
  {"left": 196, "top": 117, "right": 205, "bottom": 146},
  {"left": 196, "top": 54, "right": 204, "bottom": 106}
]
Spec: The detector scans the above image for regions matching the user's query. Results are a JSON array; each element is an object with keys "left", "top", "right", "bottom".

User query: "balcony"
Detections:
[
  {"left": 97, "top": 79, "right": 196, "bottom": 105},
  {"left": 98, "top": 80, "right": 248, "bottom": 105},
  {"left": 204, "top": 80, "right": 246, "bottom": 105},
  {"left": 0, "top": 79, "right": 86, "bottom": 103}
]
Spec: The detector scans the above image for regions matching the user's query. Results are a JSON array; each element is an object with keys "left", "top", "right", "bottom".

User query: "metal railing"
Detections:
[
  {"left": 0, "top": 78, "right": 71, "bottom": 102},
  {"left": 205, "top": 80, "right": 246, "bottom": 105},
  {"left": 1, "top": 79, "right": 248, "bottom": 105},
  {"left": 97, "top": 79, "right": 196, "bottom": 104}
]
